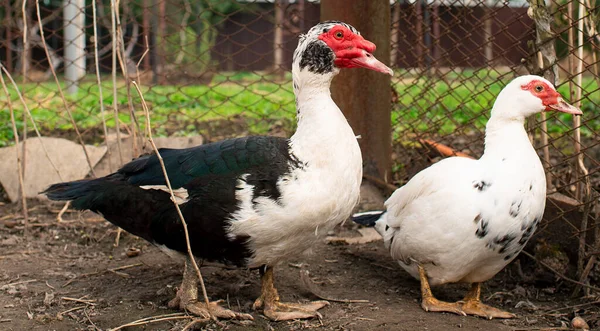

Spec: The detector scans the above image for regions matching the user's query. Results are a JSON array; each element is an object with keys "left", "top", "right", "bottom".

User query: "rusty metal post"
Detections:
[{"left": 321, "top": 0, "right": 392, "bottom": 182}]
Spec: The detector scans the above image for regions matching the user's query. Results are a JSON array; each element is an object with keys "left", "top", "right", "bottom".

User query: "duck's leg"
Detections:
[
  {"left": 253, "top": 266, "right": 329, "bottom": 321},
  {"left": 168, "top": 257, "right": 253, "bottom": 320},
  {"left": 418, "top": 265, "right": 466, "bottom": 316},
  {"left": 460, "top": 283, "right": 515, "bottom": 319}
]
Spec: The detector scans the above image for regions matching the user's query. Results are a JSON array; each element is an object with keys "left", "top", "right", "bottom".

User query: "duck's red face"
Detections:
[
  {"left": 318, "top": 25, "right": 393, "bottom": 75},
  {"left": 521, "top": 79, "right": 582, "bottom": 115}
]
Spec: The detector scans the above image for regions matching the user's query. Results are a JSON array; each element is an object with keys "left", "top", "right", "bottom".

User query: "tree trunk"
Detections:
[
  {"left": 390, "top": 0, "right": 400, "bottom": 66},
  {"left": 483, "top": 5, "right": 494, "bottom": 66},
  {"left": 142, "top": 0, "right": 151, "bottom": 71},
  {"left": 321, "top": 0, "right": 392, "bottom": 182},
  {"left": 5, "top": 1, "right": 13, "bottom": 73},
  {"left": 415, "top": 1, "right": 424, "bottom": 68}
]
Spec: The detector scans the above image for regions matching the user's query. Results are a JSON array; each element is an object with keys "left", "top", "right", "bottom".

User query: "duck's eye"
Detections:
[
  {"left": 334, "top": 31, "right": 343, "bottom": 39},
  {"left": 535, "top": 85, "right": 544, "bottom": 92}
]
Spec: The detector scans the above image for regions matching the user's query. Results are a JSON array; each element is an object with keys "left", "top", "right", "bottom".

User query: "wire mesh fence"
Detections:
[{"left": 0, "top": 0, "right": 598, "bottom": 286}]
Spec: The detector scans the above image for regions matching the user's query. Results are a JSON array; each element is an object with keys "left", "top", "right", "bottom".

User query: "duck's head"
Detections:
[
  {"left": 292, "top": 21, "right": 393, "bottom": 78},
  {"left": 492, "top": 75, "right": 582, "bottom": 121}
]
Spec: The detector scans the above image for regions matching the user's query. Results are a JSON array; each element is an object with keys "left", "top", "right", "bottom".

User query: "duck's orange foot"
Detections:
[
  {"left": 461, "top": 300, "right": 515, "bottom": 320},
  {"left": 421, "top": 296, "right": 466, "bottom": 316},
  {"left": 253, "top": 298, "right": 329, "bottom": 321}
]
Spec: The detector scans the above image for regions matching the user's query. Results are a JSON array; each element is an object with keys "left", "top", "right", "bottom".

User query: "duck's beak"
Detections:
[
  {"left": 349, "top": 49, "right": 394, "bottom": 76},
  {"left": 546, "top": 98, "right": 583, "bottom": 115}
]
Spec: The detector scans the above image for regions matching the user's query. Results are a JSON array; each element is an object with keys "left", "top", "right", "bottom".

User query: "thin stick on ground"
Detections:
[
  {"left": 182, "top": 318, "right": 209, "bottom": 331},
  {"left": 543, "top": 298, "right": 600, "bottom": 312},
  {"left": 573, "top": 198, "right": 598, "bottom": 297},
  {"left": 56, "top": 201, "right": 70, "bottom": 223},
  {"left": 34, "top": 0, "right": 96, "bottom": 178},
  {"left": 109, "top": 313, "right": 196, "bottom": 331},
  {"left": 84, "top": 308, "right": 101, "bottom": 331},
  {"left": 300, "top": 269, "right": 369, "bottom": 303},
  {"left": 114, "top": 228, "right": 122, "bottom": 247},
  {"left": 521, "top": 251, "right": 600, "bottom": 292},
  {"left": 573, "top": 0, "right": 591, "bottom": 282},
  {"left": 0, "top": 64, "right": 63, "bottom": 181},
  {"left": 57, "top": 306, "right": 86, "bottom": 319},
  {"left": 131, "top": 81, "right": 213, "bottom": 317},
  {"left": 61, "top": 296, "right": 97, "bottom": 305},
  {"left": 0, "top": 70, "right": 28, "bottom": 231},
  {"left": 110, "top": 0, "right": 124, "bottom": 165},
  {"left": 92, "top": 0, "right": 112, "bottom": 173},
  {"left": 62, "top": 263, "right": 143, "bottom": 287}
]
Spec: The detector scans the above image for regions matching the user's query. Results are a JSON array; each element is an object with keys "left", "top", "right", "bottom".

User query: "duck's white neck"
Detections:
[
  {"left": 292, "top": 63, "right": 338, "bottom": 118},
  {"left": 291, "top": 64, "right": 346, "bottom": 132},
  {"left": 289, "top": 64, "right": 360, "bottom": 168},
  {"left": 483, "top": 97, "right": 534, "bottom": 159}
]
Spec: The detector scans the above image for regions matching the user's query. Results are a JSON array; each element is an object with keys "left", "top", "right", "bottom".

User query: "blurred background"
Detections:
[{"left": 0, "top": 0, "right": 598, "bottom": 289}]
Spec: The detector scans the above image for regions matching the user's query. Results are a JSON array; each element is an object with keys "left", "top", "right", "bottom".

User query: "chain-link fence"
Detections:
[{"left": 0, "top": 0, "right": 598, "bottom": 286}]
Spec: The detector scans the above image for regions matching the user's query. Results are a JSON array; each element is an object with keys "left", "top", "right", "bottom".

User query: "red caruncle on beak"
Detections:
[{"left": 318, "top": 25, "right": 393, "bottom": 75}]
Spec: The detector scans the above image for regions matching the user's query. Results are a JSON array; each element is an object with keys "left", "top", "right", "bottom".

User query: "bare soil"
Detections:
[{"left": 0, "top": 201, "right": 598, "bottom": 331}]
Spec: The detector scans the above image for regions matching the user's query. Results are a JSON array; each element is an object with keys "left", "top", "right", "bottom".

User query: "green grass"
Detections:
[
  {"left": 0, "top": 70, "right": 598, "bottom": 147},
  {"left": 391, "top": 70, "right": 600, "bottom": 141}
]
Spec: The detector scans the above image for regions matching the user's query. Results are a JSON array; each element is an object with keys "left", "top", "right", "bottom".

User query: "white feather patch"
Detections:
[{"left": 139, "top": 185, "right": 189, "bottom": 205}]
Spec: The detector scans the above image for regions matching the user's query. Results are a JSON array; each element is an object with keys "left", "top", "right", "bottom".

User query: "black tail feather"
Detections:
[
  {"left": 42, "top": 177, "right": 174, "bottom": 244},
  {"left": 352, "top": 211, "right": 385, "bottom": 227},
  {"left": 42, "top": 179, "right": 95, "bottom": 203}
]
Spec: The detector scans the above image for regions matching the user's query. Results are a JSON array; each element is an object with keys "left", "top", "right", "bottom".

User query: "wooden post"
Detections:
[
  {"left": 142, "top": 0, "right": 151, "bottom": 71},
  {"left": 415, "top": 0, "right": 424, "bottom": 68},
  {"left": 273, "top": 0, "right": 285, "bottom": 78},
  {"left": 321, "top": 0, "right": 392, "bottom": 182},
  {"left": 483, "top": 5, "right": 494, "bottom": 65},
  {"left": 5, "top": 1, "right": 13, "bottom": 73},
  {"left": 432, "top": 3, "right": 440, "bottom": 69},
  {"left": 390, "top": 0, "right": 400, "bottom": 66}
]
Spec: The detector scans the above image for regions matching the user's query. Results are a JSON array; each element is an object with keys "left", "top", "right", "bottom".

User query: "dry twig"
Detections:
[
  {"left": 522, "top": 251, "right": 600, "bottom": 292},
  {"left": 62, "top": 263, "right": 143, "bottom": 287},
  {"left": 84, "top": 308, "right": 101, "bottom": 331},
  {"left": 2, "top": 279, "right": 38, "bottom": 287},
  {"left": 57, "top": 306, "right": 85, "bottom": 319},
  {"left": 109, "top": 313, "right": 196, "bottom": 331},
  {"left": 300, "top": 269, "right": 369, "bottom": 303},
  {"left": 132, "top": 81, "right": 213, "bottom": 317},
  {"left": 113, "top": 0, "right": 142, "bottom": 157},
  {"left": 61, "top": 296, "right": 97, "bottom": 305},
  {"left": 0, "top": 64, "right": 63, "bottom": 181},
  {"left": 0, "top": 66, "right": 28, "bottom": 229},
  {"left": 543, "top": 299, "right": 600, "bottom": 312},
  {"left": 110, "top": 0, "right": 124, "bottom": 165},
  {"left": 573, "top": 198, "right": 599, "bottom": 297},
  {"left": 56, "top": 201, "right": 70, "bottom": 223},
  {"left": 34, "top": 0, "right": 96, "bottom": 177},
  {"left": 92, "top": 0, "right": 112, "bottom": 173}
]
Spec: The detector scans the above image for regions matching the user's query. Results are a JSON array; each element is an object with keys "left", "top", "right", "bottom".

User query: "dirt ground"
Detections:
[{"left": 0, "top": 201, "right": 598, "bottom": 331}]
